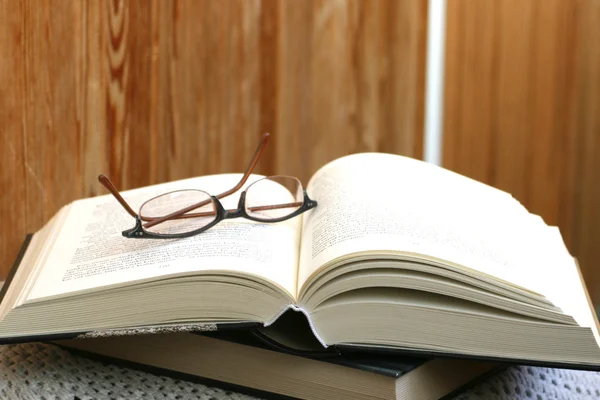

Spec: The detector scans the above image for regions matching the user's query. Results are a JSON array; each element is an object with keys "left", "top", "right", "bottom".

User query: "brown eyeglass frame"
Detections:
[{"left": 98, "top": 133, "right": 317, "bottom": 239}]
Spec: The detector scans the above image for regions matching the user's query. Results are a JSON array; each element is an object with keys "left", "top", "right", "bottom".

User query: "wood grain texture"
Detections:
[
  {"left": 0, "top": 0, "right": 427, "bottom": 279},
  {"left": 443, "top": 0, "right": 600, "bottom": 303},
  {"left": 0, "top": 0, "right": 27, "bottom": 281},
  {"left": 572, "top": 0, "right": 600, "bottom": 307}
]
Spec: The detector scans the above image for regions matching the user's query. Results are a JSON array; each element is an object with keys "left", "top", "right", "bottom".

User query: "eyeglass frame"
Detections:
[{"left": 98, "top": 133, "right": 318, "bottom": 239}]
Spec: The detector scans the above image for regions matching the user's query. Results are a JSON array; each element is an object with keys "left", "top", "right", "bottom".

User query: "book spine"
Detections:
[
  {"left": 74, "top": 323, "right": 219, "bottom": 339},
  {"left": 73, "top": 321, "right": 261, "bottom": 340}
]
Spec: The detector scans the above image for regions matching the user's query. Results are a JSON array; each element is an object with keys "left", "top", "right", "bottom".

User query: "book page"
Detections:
[
  {"left": 297, "top": 153, "right": 554, "bottom": 296},
  {"left": 532, "top": 227, "right": 600, "bottom": 339},
  {"left": 27, "top": 174, "right": 301, "bottom": 301}
]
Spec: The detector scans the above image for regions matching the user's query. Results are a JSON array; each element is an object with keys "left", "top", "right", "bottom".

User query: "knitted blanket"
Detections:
[{"left": 0, "top": 342, "right": 599, "bottom": 399}]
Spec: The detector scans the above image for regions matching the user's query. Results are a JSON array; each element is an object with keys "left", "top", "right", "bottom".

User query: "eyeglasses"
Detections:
[{"left": 98, "top": 133, "right": 317, "bottom": 239}]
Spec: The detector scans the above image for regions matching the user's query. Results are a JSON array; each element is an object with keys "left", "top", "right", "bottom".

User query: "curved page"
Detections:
[
  {"left": 298, "top": 153, "right": 563, "bottom": 299},
  {"left": 27, "top": 174, "right": 300, "bottom": 301}
]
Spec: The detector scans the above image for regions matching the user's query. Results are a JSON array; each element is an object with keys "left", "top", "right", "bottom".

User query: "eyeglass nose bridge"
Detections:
[{"left": 221, "top": 191, "right": 247, "bottom": 219}]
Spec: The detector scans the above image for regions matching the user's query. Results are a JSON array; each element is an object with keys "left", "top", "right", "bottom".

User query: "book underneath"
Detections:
[
  {"left": 1, "top": 153, "right": 599, "bottom": 370},
  {"left": 53, "top": 327, "right": 499, "bottom": 400}
]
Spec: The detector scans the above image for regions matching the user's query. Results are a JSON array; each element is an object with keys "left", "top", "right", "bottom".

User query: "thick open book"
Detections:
[{"left": 1, "top": 153, "right": 599, "bottom": 369}]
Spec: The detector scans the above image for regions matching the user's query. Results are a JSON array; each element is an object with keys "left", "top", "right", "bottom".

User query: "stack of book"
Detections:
[{"left": 1, "top": 152, "right": 599, "bottom": 399}]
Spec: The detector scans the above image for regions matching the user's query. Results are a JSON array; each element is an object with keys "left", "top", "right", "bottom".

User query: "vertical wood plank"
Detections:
[
  {"left": 81, "top": 0, "right": 109, "bottom": 197},
  {"left": 125, "top": 0, "right": 153, "bottom": 189},
  {"left": 554, "top": 1, "right": 579, "bottom": 248},
  {"left": 20, "top": 1, "right": 82, "bottom": 227},
  {"left": 276, "top": 0, "right": 312, "bottom": 179},
  {"left": 232, "top": 0, "right": 261, "bottom": 175},
  {"left": 308, "top": 0, "right": 359, "bottom": 178},
  {"left": 169, "top": 0, "right": 204, "bottom": 180},
  {"left": 21, "top": 0, "right": 50, "bottom": 231},
  {"left": 527, "top": 0, "right": 578, "bottom": 230},
  {"left": 46, "top": 1, "right": 84, "bottom": 212},
  {"left": 492, "top": 0, "right": 534, "bottom": 202},
  {"left": 388, "top": 0, "right": 427, "bottom": 157},
  {"left": 354, "top": 0, "right": 383, "bottom": 151},
  {"left": 441, "top": 0, "right": 464, "bottom": 170},
  {"left": 573, "top": 0, "right": 600, "bottom": 305},
  {"left": 106, "top": 0, "right": 129, "bottom": 188},
  {"left": 456, "top": 1, "right": 496, "bottom": 183},
  {"left": 0, "top": 0, "right": 27, "bottom": 277},
  {"left": 463, "top": 1, "right": 496, "bottom": 183}
]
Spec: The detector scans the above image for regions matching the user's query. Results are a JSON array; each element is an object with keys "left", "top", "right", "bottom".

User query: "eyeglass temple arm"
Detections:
[
  {"left": 149, "top": 202, "right": 306, "bottom": 220},
  {"left": 142, "top": 133, "right": 271, "bottom": 229},
  {"left": 98, "top": 174, "right": 138, "bottom": 218},
  {"left": 214, "top": 132, "right": 270, "bottom": 200}
]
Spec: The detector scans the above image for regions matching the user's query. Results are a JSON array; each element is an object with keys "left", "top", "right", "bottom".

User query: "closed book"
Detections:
[{"left": 54, "top": 329, "right": 500, "bottom": 400}]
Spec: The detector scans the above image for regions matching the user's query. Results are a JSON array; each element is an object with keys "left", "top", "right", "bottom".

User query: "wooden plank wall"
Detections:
[
  {"left": 0, "top": 0, "right": 427, "bottom": 278},
  {"left": 443, "top": 0, "right": 600, "bottom": 304}
]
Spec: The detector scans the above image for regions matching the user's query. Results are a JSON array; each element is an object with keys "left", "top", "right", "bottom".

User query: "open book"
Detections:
[{"left": 1, "top": 153, "right": 599, "bottom": 369}]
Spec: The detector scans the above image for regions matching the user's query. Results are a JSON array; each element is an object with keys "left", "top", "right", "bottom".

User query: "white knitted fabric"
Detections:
[{"left": 1, "top": 342, "right": 599, "bottom": 400}]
